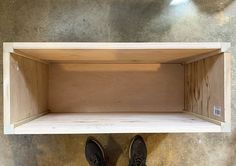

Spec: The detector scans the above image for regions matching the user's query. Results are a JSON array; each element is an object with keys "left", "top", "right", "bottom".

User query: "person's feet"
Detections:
[
  {"left": 85, "top": 135, "right": 147, "bottom": 166},
  {"left": 129, "top": 135, "right": 147, "bottom": 166},
  {"left": 85, "top": 137, "right": 107, "bottom": 166}
]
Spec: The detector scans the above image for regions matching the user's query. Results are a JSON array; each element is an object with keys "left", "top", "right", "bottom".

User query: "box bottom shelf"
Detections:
[{"left": 14, "top": 112, "right": 222, "bottom": 134}]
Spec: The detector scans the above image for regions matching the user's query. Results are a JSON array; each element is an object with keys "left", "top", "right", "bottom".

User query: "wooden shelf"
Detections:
[
  {"left": 14, "top": 113, "right": 221, "bottom": 134},
  {"left": 4, "top": 42, "right": 230, "bottom": 134}
]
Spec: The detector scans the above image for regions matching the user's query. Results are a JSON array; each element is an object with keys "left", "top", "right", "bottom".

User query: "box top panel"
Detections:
[{"left": 4, "top": 42, "right": 230, "bottom": 63}]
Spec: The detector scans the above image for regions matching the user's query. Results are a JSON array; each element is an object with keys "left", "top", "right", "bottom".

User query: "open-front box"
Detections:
[{"left": 3, "top": 43, "right": 231, "bottom": 134}]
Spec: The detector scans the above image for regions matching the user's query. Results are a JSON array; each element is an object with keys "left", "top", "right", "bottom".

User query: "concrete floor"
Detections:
[{"left": 0, "top": 0, "right": 236, "bottom": 165}]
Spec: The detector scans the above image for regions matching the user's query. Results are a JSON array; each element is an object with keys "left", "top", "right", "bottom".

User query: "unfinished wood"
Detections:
[
  {"left": 184, "top": 49, "right": 222, "bottom": 64},
  {"left": 16, "top": 49, "right": 218, "bottom": 63},
  {"left": 10, "top": 42, "right": 230, "bottom": 50},
  {"left": 184, "top": 54, "right": 225, "bottom": 121},
  {"left": 14, "top": 113, "right": 222, "bottom": 134},
  {"left": 223, "top": 53, "right": 231, "bottom": 131},
  {"left": 10, "top": 53, "right": 49, "bottom": 123},
  {"left": 49, "top": 64, "right": 184, "bottom": 113},
  {"left": 11, "top": 42, "right": 230, "bottom": 63},
  {"left": 183, "top": 111, "right": 221, "bottom": 125},
  {"left": 3, "top": 43, "right": 14, "bottom": 134},
  {"left": 13, "top": 112, "right": 48, "bottom": 127},
  {"left": 3, "top": 42, "right": 231, "bottom": 134},
  {"left": 13, "top": 50, "right": 49, "bottom": 64}
]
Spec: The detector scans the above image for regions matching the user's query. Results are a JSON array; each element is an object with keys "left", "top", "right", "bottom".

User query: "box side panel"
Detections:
[
  {"left": 10, "top": 53, "right": 49, "bottom": 126},
  {"left": 3, "top": 43, "right": 14, "bottom": 134},
  {"left": 184, "top": 53, "right": 225, "bottom": 122},
  {"left": 222, "top": 52, "right": 231, "bottom": 131}
]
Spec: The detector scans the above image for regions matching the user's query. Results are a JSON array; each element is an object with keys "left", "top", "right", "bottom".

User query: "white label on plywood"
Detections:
[{"left": 213, "top": 106, "right": 222, "bottom": 117}]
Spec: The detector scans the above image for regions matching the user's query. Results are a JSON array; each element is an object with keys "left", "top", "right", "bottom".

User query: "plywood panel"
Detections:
[
  {"left": 14, "top": 113, "right": 222, "bottom": 134},
  {"left": 49, "top": 64, "right": 184, "bottom": 113},
  {"left": 16, "top": 49, "right": 218, "bottom": 63},
  {"left": 223, "top": 53, "right": 231, "bottom": 130},
  {"left": 184, "top": 54, "right": 225, "bottom": 121},
  {"left": 11, "top": 42, "right": 229, "bottom": 50},
  {"left": 10, "top": 53, "right": 49, "bottom": 123}
]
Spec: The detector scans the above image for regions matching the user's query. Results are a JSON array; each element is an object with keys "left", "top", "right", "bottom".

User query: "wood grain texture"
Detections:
[
  {"left": 223, "top": 53, "right": 231, "bottom": 131},
  {"left": 11, "top": 42, "right": 229, "bottom": 49},
  {"left": 12, "top": 42, "right": 230, "bottom": 63},
  {"left": 13, "top": 50, "right": 50, "bottom": 64},
  {"left": 184, "top": 54, "right": 225, "bottom": 121},
  {"left": 3, "top": 43, "right": 14, "bottom": 134},
  {"left": 10, "top": 53, "right": 49, "bottom": 123},
  {"left": 14, "top": 113, "right": 222, "bottom": 134},
  {"left": 49, "top": 64, "right": 184, "bottom": 113},
  {"left": 17, "top": 49, "right": 218, "bottom": 63},
  {"left": 4, "top": 42, "right": 231, "bottom": 134}
]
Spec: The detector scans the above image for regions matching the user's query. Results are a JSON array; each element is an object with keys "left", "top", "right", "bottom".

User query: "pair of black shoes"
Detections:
[{"left": 85, "top": 135, "right": 147, "bottom": 166}]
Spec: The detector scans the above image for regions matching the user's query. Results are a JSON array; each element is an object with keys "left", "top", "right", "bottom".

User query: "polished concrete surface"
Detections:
[{"left": 0, "top": 0, "right": 236, "bottom": 165}]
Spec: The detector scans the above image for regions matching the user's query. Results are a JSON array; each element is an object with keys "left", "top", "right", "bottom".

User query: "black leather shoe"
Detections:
[
  {"left": 85, "top": 137, "right": 107, "bottom": 166},
  {"left": 129, "top": 135, "right": 147, "bottom": 166}
]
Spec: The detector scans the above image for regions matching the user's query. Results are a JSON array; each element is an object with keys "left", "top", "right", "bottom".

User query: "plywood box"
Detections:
[{"left": 3, "top": 42, "right": 231, "bottom": 134}]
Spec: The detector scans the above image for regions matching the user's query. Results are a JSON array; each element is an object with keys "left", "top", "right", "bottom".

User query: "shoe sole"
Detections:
[{"left": 87, "top": 137, "right": 106, "bottom": 159}]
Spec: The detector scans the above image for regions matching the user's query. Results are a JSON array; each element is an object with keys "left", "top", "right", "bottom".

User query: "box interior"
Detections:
[{"left": 8, "top": 48, "right": 226, "bottom": 133}]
